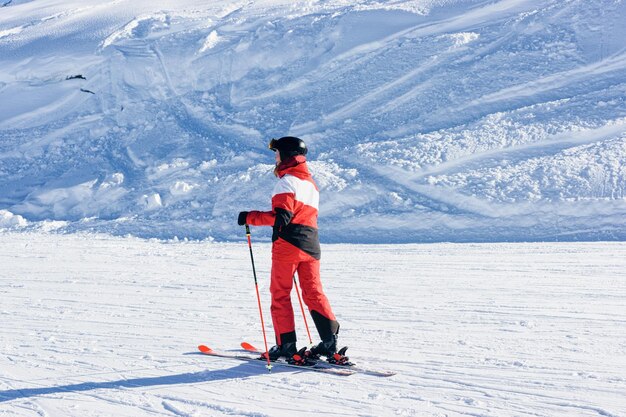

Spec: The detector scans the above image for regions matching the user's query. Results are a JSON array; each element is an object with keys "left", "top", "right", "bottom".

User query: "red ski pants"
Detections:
[{"left": 270, "top": 247, "right": 336, "bottom": 345}]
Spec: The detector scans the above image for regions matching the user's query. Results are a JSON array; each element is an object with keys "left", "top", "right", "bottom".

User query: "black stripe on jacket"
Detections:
[
  {"left": 273, "top": 226, "right": 321, "bottom": 260},
  {"left": 272, "top": 208, "right": 321, "bottom": 260}
]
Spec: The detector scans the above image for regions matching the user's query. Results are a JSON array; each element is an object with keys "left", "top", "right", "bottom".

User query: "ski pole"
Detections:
[
  {"left": 245, "top": 224, "right": 272, "bottom": 371},
  {"left": 292, "top": 274, "right": 313, "bottom": 346}
]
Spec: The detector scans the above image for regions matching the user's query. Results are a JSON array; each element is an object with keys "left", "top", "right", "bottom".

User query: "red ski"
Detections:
[
  {"left": 240, "top": 342, "right": 396, "bottom": 377},
  {"left": 197, "top": 345, "right": 355, "bottom": 376}
]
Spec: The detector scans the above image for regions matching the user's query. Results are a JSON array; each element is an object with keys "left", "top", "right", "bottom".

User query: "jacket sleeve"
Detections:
[
  {"left": 246, "top": 178, "right": 296, "bottom": 230},
  {"left": 246, "top": 210, "right": 275, "bottom": 226}
]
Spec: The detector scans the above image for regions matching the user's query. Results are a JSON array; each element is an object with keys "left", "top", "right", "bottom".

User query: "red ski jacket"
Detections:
[{"left": 246, "top": 155, "right": 321, "bottom": 260}]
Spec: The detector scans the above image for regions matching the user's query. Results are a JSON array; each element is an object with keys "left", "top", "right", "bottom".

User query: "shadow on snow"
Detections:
[{"left": 0, "top": 360, "right": 282, "bottom": 403}]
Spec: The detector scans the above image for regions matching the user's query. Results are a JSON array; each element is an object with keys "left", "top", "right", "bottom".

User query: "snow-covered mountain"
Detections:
[{"left": 1, "top": 0, "right": 625, "bottom": 242}]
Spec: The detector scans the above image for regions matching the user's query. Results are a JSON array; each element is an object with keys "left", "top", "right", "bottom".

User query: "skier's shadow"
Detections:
[{"left": 0, "top": 359, "right": 284, "bottom": 403}]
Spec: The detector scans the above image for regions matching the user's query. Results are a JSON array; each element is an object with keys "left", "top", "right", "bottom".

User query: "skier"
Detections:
[{"left": 238, "top": 136, "right": 343, "bottom": 364}]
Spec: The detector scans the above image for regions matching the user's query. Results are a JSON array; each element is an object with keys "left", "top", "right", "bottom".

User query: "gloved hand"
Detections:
[{"left": 238, "top": 211, "right": 249, "bottom": 226}]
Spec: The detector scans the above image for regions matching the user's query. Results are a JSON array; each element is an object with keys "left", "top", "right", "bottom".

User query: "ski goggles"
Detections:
[{"left": 268, "top": 138, "right": 279, "bottom": 151}]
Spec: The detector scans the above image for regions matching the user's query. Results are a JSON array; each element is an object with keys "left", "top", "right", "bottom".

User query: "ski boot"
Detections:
[
  {"left": 307, "top": 335, "right": 353, "bottom": 366},
  {"left": 260, "top": 344, "right": 316, "bottom": 366},
  {"left": 260, "top": 342, "right": 297, "bottom": 361},
  {"left": 308, "top": 334, "right": 338, "bottom": 359}
]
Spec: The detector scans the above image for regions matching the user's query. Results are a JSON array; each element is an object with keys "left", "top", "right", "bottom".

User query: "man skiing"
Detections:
[{"left": 238, "top": 136, "right": 343, "bottom": 365}]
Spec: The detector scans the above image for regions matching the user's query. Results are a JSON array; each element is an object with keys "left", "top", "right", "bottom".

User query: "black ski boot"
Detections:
[
  {"left": 307, "top": 336, "right": 352, "bottom": 365},
  {"left": 260, "top": 342, "right": 297, "bottom": 361},
  {"left": 308, "top": 334, "right": 338, "bottom": 358},
  {"left": 308, "top": 312, "right": 350, "bottom": 364}
]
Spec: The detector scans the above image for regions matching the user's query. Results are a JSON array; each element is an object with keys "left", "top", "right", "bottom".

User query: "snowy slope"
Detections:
[
  {"left": 1, "top": 0, "right": 626, "bottom": 241},
  {"left": 1, "top": 232, "right": 625, "bottom": 416}
]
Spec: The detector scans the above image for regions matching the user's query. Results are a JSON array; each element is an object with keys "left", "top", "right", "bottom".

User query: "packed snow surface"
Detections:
[
  {"left": 1, "top": 232, "right": 625, "bottom": 416},
  {"left": 1, "top": 0, "right": 625, "bottom": 242}
]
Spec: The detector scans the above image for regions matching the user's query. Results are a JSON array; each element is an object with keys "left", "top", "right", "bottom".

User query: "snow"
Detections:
[
  {"left": 199, "top": 30, "right": 221, "bottom": 53},
  {"left": 0, "top": 209, "right": 27, "bottom": 227},
  {"left": 1, "top": 2, "right": 625, "bottom": 414},
  {"left": 1, "top": 0, "right": 625, "bottom": 241},
  {"left": 1, "top": 231, "right": 625, "bottom": 416}
]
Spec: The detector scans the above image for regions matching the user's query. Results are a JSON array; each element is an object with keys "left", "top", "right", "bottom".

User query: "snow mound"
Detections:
[{"left": 0, "top": 209, "right": 27, "bottom": 228}]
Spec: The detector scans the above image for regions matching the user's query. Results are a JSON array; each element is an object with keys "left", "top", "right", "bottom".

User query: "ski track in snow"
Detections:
[
  {"left": 0, "top": 232, "right": 625, "bottom": 416},
  {"left": 1, "top": 0, "right": 626, "bottom": 241}
]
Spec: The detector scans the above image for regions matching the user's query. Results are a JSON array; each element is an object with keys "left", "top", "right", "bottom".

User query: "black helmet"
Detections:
[{"left": 268, "top": 136, "right": 307, "bottom": 160}]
